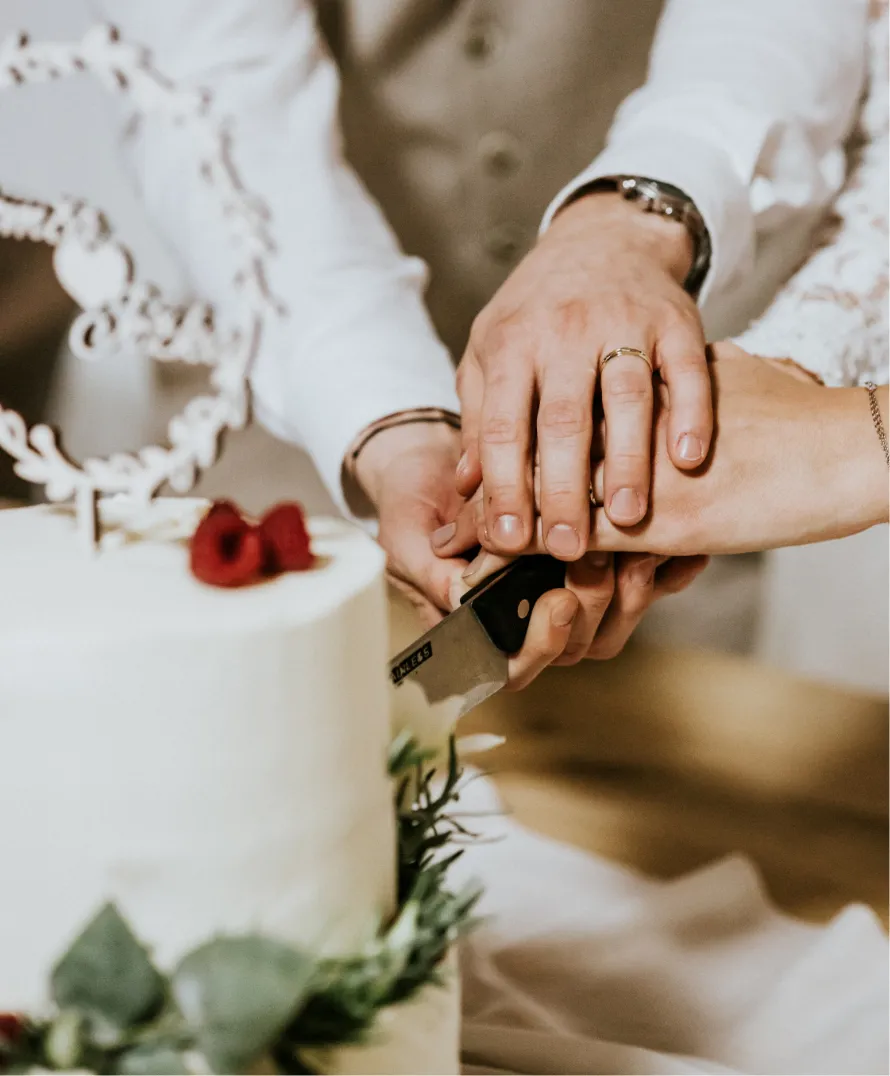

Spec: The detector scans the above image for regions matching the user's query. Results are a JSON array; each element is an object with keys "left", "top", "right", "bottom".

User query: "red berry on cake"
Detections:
[
  {"left": 0, "top": 1013, "right": 23, "bottom": 1044},
  {"left": 190, "top": 500, "right": 264, "bottom": 587},
  {"left": 259, "top": 502, "right": 315, "bottom": 573}
]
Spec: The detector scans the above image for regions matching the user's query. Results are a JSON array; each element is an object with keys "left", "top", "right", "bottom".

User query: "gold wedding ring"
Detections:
[{"left": 600, "top": 346, "right": 653, "bottom": 371}]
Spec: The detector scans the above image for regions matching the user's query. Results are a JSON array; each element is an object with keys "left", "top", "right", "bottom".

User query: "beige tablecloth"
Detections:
[{"left": 454, "top": 775, "right": 889, "bottom": 1076}]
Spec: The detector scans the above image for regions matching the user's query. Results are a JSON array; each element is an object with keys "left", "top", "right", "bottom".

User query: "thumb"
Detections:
[{"left": 384, "top": 501, "right": 469, "bottom": 614}]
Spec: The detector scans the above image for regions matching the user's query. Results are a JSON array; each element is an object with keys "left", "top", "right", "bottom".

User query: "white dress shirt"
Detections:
[{"left": 92, "top": 0, "right": 868, "bottom": 513}]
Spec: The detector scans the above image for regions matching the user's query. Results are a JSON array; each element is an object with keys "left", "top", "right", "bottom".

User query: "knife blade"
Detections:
[{"left": 388, "top": 555, "right": 566, "bottom": 719}]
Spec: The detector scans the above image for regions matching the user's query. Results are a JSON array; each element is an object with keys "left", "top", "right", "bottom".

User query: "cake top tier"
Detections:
[{"left": 0, "top": 499, "right": 384, "bottom": 644}]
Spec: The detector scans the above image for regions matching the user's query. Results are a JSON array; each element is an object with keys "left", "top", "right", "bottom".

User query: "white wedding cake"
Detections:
[{"left": 0, "top": 499, "right": 461, "bottom": 1075}]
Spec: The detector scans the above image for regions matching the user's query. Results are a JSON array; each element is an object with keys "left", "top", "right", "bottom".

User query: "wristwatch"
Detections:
[{"left": 582, "top": 175, "right": 712, "bottom": 299}]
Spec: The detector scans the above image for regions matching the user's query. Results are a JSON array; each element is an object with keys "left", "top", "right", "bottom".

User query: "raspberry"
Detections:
[
  {"left": 0, "top": 1013, "right": 23, "bottom": 1044},
  {"left": 259, "top": 502, "right": 314, "bottom": 573},
  {"left": 189, "top": 500, "right": 264, "bottom": 587}
]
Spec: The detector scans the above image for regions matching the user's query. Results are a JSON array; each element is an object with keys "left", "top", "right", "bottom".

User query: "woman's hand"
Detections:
[
  {"left": 440, "top": 344, "right": 889, "bottom": 563},
  {"left": 355, "top": 420, "right": 587, "bottom": 688},
  {"left": 354, "top": 421, "right": 471, "bottom": 626},
  {"left": 454, "top": 192, "right": 712, "bottom": 561},
  {"left": 586, "top": 344, "right": 889, "bottom": 555}
]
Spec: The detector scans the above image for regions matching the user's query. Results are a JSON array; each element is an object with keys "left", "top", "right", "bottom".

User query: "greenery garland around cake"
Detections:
[{"left": 0, "top": 735, "right": 481, "bottom": 1075}]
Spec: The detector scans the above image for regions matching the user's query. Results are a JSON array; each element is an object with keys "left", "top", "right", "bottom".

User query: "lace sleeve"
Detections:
[{"left": 734, "top": 4, "right": 888, "bottom": 387}]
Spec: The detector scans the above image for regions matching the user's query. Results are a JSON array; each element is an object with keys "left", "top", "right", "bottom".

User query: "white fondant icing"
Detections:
[{"left": 0, "top": 501, "right": 395, "bottom": 1007}]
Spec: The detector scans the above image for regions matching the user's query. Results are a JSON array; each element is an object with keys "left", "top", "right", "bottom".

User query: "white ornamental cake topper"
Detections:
[{"left": 0, "top": 25, "right": 281, "bottom": 550}]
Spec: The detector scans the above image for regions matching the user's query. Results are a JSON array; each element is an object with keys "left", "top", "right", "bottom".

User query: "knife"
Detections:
[{"left": 388, "top": 555, "right": 566, "bottom": 719}]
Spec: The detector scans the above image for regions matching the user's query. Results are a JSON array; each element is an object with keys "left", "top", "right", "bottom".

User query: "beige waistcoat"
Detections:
[{"left": 319, "top": 0, "right": 664, "bottom": 358}]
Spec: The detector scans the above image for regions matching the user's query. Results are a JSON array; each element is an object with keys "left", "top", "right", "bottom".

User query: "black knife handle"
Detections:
[{"left": 460, "top": 555, "right": 567, "bottom": 654}]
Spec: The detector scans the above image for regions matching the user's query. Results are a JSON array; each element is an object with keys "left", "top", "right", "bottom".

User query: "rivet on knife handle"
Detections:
[{"left": 460, "top": 556, "right": 566, "bottom": 654}]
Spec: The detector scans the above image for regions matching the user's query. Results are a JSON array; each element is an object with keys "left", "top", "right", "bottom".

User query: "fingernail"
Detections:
[
  {"left": 462, "top": 552, "right": 490, "bottom": 585},
  {"left": 609, "top": 487, "right": 643, "bottom": 522},
  {"left": 677, "top": 434, "right": 704, "bottom": 462},
  {"left": 455, "top": 452, "right": 468, "bottom": 479},
  {"left": 546, "top": 524, "right": 580, "bottom": 559},
  {"left": 552, "top": 597, "right": 578, "bottom": 627},
  {"left": 588, "top": 551, "right": 610, "bottom": 568},
  {"left": 630, "top": 555, "right": 657, "bottom": 585},
  {"left": 431, "top": 522, "right": 457, "bottom": 548},
  {"left": 493, "top": 514, "right": 522, "bottom": 547}
]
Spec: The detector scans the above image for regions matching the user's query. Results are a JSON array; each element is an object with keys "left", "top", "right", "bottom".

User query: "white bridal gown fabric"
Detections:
[
  {"left": 453, "top": 775, "right": 889, "bottom": 1076},
  {"left": 733, "top": 1, "right": 889, "bottom": 387}
]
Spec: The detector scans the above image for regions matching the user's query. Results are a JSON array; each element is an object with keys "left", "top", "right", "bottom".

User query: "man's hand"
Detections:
[{"left": 456, "top": 191, "right": 712, "bottom": 560}]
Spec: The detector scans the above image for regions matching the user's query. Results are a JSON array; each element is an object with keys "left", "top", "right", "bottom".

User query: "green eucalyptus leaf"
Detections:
[
  {"left": 51, "top": 904, "right": 165, "bottom": 1028},
  {"left": 117, "top": 1043, "right": 191, "bottom": 1075},
  {"left": 173, "top": 935, "right": 315, "bottom": 1074}
]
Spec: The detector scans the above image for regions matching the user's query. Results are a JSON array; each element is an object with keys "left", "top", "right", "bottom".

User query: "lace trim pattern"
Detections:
[{"left": 735, "top": 3, "right": 889, "bottom": 387}]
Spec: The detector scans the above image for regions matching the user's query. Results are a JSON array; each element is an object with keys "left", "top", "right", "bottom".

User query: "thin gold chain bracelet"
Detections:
[{"left": 864, "top": 381, "right": 889, "bottom": 468}]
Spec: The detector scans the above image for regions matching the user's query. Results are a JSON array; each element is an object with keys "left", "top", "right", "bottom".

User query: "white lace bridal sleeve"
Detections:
[{"left": 734, "top": 4, "right": 889, "bottom": 388}]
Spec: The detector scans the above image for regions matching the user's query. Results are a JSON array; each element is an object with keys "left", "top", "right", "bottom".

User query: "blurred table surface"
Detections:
[{"left": 460, "top": 642, "right": 888, "bottom": 929}]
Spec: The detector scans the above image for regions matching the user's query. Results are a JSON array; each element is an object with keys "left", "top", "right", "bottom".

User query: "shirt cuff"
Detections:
[
  {"left": 252, "top": 299, "right": 460, "bottom": 523},
  {"left": 539, "top": 127, "right": 754, "bottom": 305}
]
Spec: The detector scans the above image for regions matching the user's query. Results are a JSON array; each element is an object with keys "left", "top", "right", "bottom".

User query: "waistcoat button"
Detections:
[
  {"left": 478, "top": 131, "right": 522, "bottom": 177},
  {"left": 484, "top": 223, "right": 526, "bottom": 264},
  {"left": 464, "top": 21, "right": 500, "bottom": 61}
]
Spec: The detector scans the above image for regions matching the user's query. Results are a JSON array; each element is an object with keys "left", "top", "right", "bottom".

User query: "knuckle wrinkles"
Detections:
[
  {"left": 481, "top": 412, "right": 523, "bottom": 445},
  {"left": 541, "top": 485, "right": 582, "bottom": 505},
  {"left": 488, "top": 482, "right": 526, "bottom": 506},
  {"left": 604, "top": 376, "right": 650, "bottom": 406},
  {"left": 539, "top": 398, "right": 589, "bottom": 438},
  {"left": 585, "top": 589, "right": 614, "bottom": 616},
  {"left": 608, "top": 449, "right": 648, "bottom": 464}
]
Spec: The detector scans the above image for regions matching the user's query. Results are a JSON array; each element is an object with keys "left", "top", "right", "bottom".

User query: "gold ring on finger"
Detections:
[{"left": 600, "top": 346, "right": 653, "bottom": 372}]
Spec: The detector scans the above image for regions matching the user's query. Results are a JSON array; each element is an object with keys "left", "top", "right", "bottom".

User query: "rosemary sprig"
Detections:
[{"left": 0, "top": 736, "right": 480, "bottom": 1076}]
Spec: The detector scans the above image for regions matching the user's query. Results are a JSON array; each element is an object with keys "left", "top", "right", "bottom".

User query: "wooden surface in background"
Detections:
[{"left": 460, "top": 643, "right": 889, "bottom": 927}]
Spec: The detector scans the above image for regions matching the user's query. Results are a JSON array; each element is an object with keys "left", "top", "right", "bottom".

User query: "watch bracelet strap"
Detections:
[
  {"left": 572, "top": 175, "right": 712, "bottom": 298},
  {"left": 863, "top": 381, "right": 889, "bottom": 468}
]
